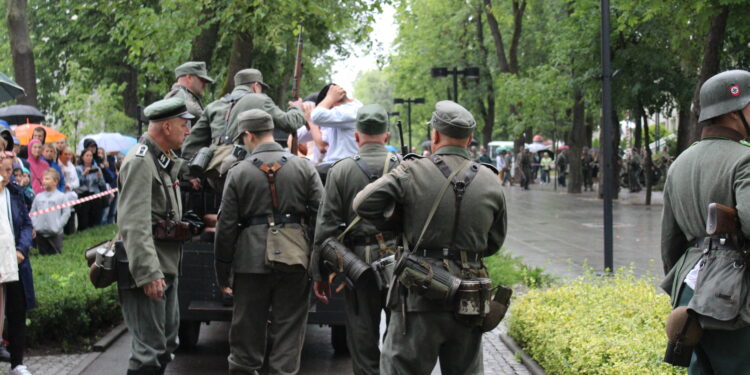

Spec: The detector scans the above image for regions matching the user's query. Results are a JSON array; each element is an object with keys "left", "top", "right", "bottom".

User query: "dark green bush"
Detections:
[{"left": 27, "top": 225, "right": 120, "bottom": 351}]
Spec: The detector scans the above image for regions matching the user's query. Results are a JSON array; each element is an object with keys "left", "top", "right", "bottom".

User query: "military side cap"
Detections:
[
  {"left": 429, "top": 100, "right": 476, "bottom": 138},
  {"left": 699, "top": 70, "right": 750, "bottom": 122},
  {"left": 234, "top": 68, "right": 270, "bottom": 89},
  {"left": 144, "top": 97, "right": 195, "bottom": 121},
  {"left": 233, "top": 109, "right": 274, "bottom": 141},
  {"left": 175, "top": 61, "right": 214, "bottom": 84},
  {"left": 356, "top": 104, "right": 389, "bottom": 135}
]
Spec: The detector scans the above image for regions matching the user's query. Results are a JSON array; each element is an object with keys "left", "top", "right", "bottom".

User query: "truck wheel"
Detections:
[
  {"left": 331, "top": 325, "right": 348, "bottom": 354},
  {"left": 179, "top": 320, "right": 201, "bottom": 350}
]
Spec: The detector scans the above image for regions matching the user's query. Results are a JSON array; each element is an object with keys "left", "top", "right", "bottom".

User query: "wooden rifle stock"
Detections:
[
  {"left": 706, "top": 203, "right": 739, "bottom": 236},
  {"left": 290, "top": 23, "right": 304, "bottom": 155}
]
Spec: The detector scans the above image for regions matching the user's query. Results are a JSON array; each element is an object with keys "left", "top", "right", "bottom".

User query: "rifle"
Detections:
[
  {"left": 290, "top": 22, "right": 304, "bottom": 155},
  {"left": 397, "top": 120, "right": 408, "bottom": 155}
]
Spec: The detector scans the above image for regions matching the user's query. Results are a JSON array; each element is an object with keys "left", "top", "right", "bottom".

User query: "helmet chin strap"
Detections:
[{"left": 737, "top": 110, "right": 750, "bottom": 140}]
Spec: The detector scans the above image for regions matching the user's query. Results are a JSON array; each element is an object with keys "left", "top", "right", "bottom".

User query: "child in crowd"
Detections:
[
  {"left": 40, "top": 144, "right": 65, "bottom": 193},
  {"left": 29, "top": 169, "right": 70, "bottom": 255},
  {"left": 11, "top": 168, "right": 33, "bottom": 210}
]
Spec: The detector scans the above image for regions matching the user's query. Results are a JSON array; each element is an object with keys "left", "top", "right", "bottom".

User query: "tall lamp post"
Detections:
[
  {"left": 431, "top": 66, "right": 480, "bottom": 103},
  {"left": 393, "top": 98, "right": 425, "bottom": 152},
  {"left": 600, "top": 0, "right": 614, "bottom": 273}
]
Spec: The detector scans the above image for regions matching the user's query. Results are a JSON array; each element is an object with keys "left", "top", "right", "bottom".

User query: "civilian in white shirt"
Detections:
[{"left": 311, "top": 84, "right": 362, "bottom": 182}]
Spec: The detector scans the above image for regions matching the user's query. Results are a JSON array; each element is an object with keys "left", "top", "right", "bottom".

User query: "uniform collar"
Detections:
[
  {"left": 701, "top": 125, "right": 745, "bottom": 142},
  {"left": 172, "top": 83, "right": 203, "bottom": 105},
  {"left": 250, "top": 142, "right": 284, "bottom": 155},
  {"left": 434, "top": 145, "right": 470, "bottom": 159},
  {"left": 359, "top": 143, "right": 387, "bottom": 153},
  {"left": 141, "top": 134, "right": 177, "bottom": 171}
]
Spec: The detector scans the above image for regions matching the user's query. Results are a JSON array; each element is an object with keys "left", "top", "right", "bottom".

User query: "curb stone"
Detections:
[
  {"left": 499, "top": 333, "right": 547, "bottom": 375},
  {"left": 93, "top": 323, "right": 127, "bottom": 352}
]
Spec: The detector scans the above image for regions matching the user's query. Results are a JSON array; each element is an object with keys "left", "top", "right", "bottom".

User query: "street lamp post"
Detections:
[
  {"left": 393, "top": 98, "right": 425, "bottom": 152},
  {"left": 600, "top": 0, "right": 614, "bottom": 273},
  {"left": 431, "top": 66, "right": 480, "bottom": 103}
]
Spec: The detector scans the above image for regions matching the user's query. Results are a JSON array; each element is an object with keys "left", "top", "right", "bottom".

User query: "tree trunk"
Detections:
[
  {"left": 475, "top": 5, "right": 495, "bottom": 148},
  {"left": 642, "top": 109, "right": 653, "bottom": 205},
  {"left": 676, "top": 103, "right": 692, "bottom": 155},
  {"left": 6, "top": 0, "right": 37, "bottom": 107},
  {"left": 633, "top": 110, "right": 642, "bottom": 150},
  {"left": 190, "top": 5, "right": 220, "bottom": 68},
  {"left": 567, "top": 89, "right": 585, "bottom": 193},
  {"left": 508, "top": 0, "right": 526, "bottom": 74},
  {"left": 119, "top": 63, "right": 138, "bottom": 120},
  {"left": 688, "top": 5, "right": 729, "bottom": 143},
  {"left": 221, "top": 31, "right": 253, "bottom": 96},
  {"left": 483, "top": 0, "right": 510, "bottom": 73}
]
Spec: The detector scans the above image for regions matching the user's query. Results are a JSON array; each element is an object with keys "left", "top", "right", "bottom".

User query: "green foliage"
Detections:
[
  {"left": 484, "top": 249, "right": 554, "bottom": 289},
  {"left": 508, "top": 269, "right": 683, "bottom": 375},
  {"left": 353, "top": 69, "right": 394, "bottom": 112},
  {"left": 28, "top": 225, "right": 120, "bottom": 351}
]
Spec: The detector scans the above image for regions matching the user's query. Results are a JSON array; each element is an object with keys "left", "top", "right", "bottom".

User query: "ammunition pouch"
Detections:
[
  {"left": 393, "top": 253, "right": 461, "bottom": 303},
  {"left": 188, "top": 146, "right": 213, "bottom": 176},
  {"left": 152, "top": 219, "right": 193, "bottom": 242},
  {"left": 481, "top": 286, "right": 513, "bottom": 332},
  {"left": 664, "top": 306, "right": 703, "bottom": 367},
  {"left": 320, "top": 237, "right": 373, "bottom": 283},
  {"left": 265, "top": 223, "right": 310, "bottom": 272}
]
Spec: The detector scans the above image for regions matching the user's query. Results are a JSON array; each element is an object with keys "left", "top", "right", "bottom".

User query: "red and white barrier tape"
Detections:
[{"left": 28, "top": 188, "right": 118, "bottom": 217}]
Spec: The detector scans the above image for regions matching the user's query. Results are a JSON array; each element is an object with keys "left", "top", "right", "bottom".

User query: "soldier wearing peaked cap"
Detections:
[
  {"left": 661, "top": 69, "right": 750, "bottom": 374},
  {"left": 352, "top": 100, "right": 507, "bottom": 374},
  {"left": 311, "top": 104, "right": 400, "bottom": 375},
  {"left": 214, "top": 109, "right": 323, "bottom": 374},
  {"left": 165, "top": 61, "right": 214, "bottom": 119},
  {"left": 117, "top": 97, "right": 193, "bottom": 375},
  {"left": 180, "top": 69, "right": 274, "bottom": 191}
]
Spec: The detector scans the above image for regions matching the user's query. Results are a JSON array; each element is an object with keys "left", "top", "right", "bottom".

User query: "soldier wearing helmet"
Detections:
[{"left": 661, "top": 70, "right": 750, "bottom": 373}]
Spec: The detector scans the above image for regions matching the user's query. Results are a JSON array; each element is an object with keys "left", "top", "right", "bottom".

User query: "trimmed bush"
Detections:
[
  {"left": 484, "top": 249, "right": 554, "bottom": 289},
  {"left": 28, "top": 225, "right": 120, "bottom": 351},
  {"left": 508, "top": 270, "right": 683, "bottom": 375}
]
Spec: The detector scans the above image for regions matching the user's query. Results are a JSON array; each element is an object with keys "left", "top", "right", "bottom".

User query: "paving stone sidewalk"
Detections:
[{"left": 23, "top": 353, "right": 89, "bottom": 375}]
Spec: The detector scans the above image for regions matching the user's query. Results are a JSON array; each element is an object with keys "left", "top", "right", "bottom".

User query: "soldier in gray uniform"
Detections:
[
  {"left": 165, "top": 61, "right": 214, "bottom": 119},
  {"left": 117, "top": 97, "right": 194, "bottom": 375},
  {"left": 180, "top": 69, "right": 271, "bottom": 189},
  {"left": 661, "top": 69, "right": 750, "bottom": 374},
  {"left": 311, "top": 104, "right": 399, "bottom": 375},
  {"left": 214, "top": 109, "right": 323, "bottom": 375},
  {"left": 353, "top": 100, "right": 507, "bottom": 375}
]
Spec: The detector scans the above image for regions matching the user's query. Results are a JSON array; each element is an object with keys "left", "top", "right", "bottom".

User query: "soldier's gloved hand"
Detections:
[
  {"left": 313, "top": 280, "right": 331, "bottom": 304},
  {"left": 215, "top": 260, "right": 232, "bottom": 291}
]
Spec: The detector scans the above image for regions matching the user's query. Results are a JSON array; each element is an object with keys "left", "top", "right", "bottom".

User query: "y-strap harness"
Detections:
[{"left": 237, "top": 154, "right": 302, "bottom": 228}]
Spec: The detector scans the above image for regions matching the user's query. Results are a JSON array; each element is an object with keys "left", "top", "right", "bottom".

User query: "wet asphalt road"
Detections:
[{"left": 502, "top": 183, "right": 664, "bottom": 279}]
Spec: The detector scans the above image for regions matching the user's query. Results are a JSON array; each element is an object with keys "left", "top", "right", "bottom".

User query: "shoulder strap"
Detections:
[
  {"left": 220, "top": 93, "right": 250, "bottom": 144},
  {"left": 336, "top": 152, "right": 395, "bottom": 241},
  {"left": 251, "top": 154, "right": 290, "bottom": 214}
]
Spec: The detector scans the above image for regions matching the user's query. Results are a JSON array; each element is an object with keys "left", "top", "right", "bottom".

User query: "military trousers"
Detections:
[
  {"left": 119, "top": 276, "right": 179, "bottom": 372},
  {"left": 229, "top": 272, "right": 310, "bottom": 375},
  {"left": 678, "top": 285, "right": 750, "bottom": 375},
  {"left": 380, "top": 310, "right": 483, "bottom": 375},
  {"left": 344, "top": 273, "right": 389, "bottom": 375}
]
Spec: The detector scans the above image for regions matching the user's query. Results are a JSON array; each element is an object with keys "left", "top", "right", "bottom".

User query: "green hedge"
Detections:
[
  {"left": 28, "top": 225, "right": 120, "bottom": 351},
  {"left": 508, "top": 270, "right": 683, "bottom": 375},
  {"left": 484, "top": 249, "right": 554, "bottom": 289}
]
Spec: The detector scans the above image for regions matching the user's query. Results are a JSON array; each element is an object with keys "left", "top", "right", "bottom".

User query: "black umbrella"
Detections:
[
  {"left": 0, "top": 104, "right": 44, "bottom": 125},
  {"left": 0, "top": 72, "right": 25, "bottom": 103}
]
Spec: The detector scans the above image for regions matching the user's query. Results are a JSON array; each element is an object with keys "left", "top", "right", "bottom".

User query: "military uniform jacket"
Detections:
[
  {"left": 214, "top": 142, "right": 323, "bottom": 274},
  {"left": 181, "top": 85, "right": 252, "bottom": 161},
  {"left": 310, "top": 143, "right": 399, "bottom": 281},
  {"left": 224, "top": 93, "right": 305, "bottom": 144},
  {"left": 165, "top": 84, "right": 204, "bottom": 119},
  {"left": 353, "top": 146, "right": 507, "bottom": 311},
  {"left": 117, "top": 135, "right": 184, "bottom": 287},
  {"left": 661, "top": 127, "right": 750, "bottom": 291}
]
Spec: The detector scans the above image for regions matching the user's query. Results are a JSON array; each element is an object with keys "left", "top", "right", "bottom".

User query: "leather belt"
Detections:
[
  {"left": 238, "top": 213, "right": 302, "bottom": 229},
  {"left": 418, "top": 248, "right": 482, "bottom": 262},
  {"left": 694, "top": 236, "right": 740, "bottom": 252}
]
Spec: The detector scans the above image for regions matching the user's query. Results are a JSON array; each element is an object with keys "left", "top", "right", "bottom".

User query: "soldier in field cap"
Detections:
[
  {"left": 353, "top": 100, "right": 507, "bottom": 374},
  {"left": 311, "top": 103, "right": 400, "bottom": 375},
  {"left": 165, "top": 61, "right": 214, "bottom": 119},
  {"left": 214, "top": 108, "right": 323, "bottom": 374},
  {"left": 661, "top": 69, "right": 750, "bottom": 374},
  {"left": 118, "top": 96, "right": 193, "bottom": 375}
]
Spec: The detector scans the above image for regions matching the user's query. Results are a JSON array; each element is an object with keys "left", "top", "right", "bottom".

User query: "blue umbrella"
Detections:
[{"left": 385, "top": 145, "right": 398, "bottom": 152}]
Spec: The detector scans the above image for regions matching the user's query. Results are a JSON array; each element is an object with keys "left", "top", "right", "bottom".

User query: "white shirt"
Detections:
[
  {"left": 0, "top": 188, "right": 19, "bottom": 284},
  {"left": 59, "top": 159, "right": 80, "bottom": 190},
  {"left": 297, "top": 126, "right": 331, "bottom": 165},
  {"left": 311, "top": 100, "right": 362, "bottom": 165},
  {"left": 496, "top": 155, "right": 507, "bottom": 170}
]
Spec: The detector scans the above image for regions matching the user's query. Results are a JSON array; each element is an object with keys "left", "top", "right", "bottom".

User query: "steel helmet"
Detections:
[{"left": 699, "top": 70, "right": 750, "bottom": 122}]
